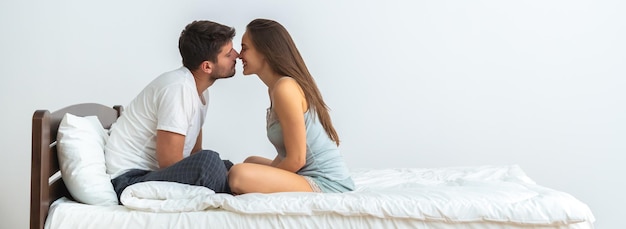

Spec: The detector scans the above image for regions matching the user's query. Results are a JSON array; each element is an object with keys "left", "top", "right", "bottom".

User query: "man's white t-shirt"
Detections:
[{"left": 105, "top": 67, "right": 209, "bottom": 179}]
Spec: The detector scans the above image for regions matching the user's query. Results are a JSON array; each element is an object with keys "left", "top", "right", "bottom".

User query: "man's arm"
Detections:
[
  {"left": 156, "top": 130, "right": 186, "bottom": 168},
  {"left": 191, "top": 129, "right": 202, "bottom": 154}
]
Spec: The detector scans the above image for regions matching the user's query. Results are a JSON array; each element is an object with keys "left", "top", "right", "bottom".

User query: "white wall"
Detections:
[{"left": 1, "top": 0, "right": 623, "bottom": 228}]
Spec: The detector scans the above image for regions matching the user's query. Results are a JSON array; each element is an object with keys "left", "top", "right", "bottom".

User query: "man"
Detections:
[{"left": 105, "top": 20, "right": 238, "bottom": 201}]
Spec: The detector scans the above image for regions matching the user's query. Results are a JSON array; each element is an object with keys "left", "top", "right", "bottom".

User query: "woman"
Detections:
[{"left": 228, "top": 19, "right": 354, "bottom": 194}]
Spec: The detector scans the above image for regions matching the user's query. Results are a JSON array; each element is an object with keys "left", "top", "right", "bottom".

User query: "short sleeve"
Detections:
[{"left": 155, "top": 83, "right": 195, "bottom": 135}]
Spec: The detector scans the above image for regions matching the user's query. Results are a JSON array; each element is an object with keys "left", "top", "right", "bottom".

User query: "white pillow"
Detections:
[{"left": 57, "top": 113, "right": 118, "bottom": 205}]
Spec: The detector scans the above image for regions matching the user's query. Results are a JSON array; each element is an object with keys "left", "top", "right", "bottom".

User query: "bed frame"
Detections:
[{"left": 30, "top": 103, "right": 123, "bottom": 229}]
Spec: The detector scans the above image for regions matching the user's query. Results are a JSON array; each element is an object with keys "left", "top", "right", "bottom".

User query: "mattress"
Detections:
[{"left": 45, "top": 165, "right": 595, "bottom": 229}]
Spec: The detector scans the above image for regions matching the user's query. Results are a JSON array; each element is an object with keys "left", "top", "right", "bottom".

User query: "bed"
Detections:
[{"left": 31, "top": 103, "right": 596, "bottom": 229}]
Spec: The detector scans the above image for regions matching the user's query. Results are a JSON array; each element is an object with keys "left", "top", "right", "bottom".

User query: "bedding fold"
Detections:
[{"left": 120, "top": 165, "right": 595, "bottom": 225}]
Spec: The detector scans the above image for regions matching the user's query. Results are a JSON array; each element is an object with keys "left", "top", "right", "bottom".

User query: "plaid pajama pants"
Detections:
[{"left": 111, "top": 150, "right": 231, "bottom": 203}]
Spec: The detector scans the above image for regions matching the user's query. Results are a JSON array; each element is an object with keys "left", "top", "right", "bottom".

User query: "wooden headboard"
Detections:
[{"left": 30, "top": 103, "right": 123, "bottom": 229}]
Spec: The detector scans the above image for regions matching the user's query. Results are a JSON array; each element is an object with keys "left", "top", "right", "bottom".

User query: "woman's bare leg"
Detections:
[
  {"left": 243, "top": 156, "right": 273, "bottom": 165},
  {"left": 228, "top": 163, "right": 313, "bottom": 194}
]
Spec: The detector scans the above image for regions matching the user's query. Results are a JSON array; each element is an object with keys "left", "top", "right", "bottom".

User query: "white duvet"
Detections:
[{"left": 120, "top": 165, "right": 595, "bottom": 226}]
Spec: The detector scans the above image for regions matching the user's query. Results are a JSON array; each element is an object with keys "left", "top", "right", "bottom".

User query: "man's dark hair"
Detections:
[{"left": 178, "top": 20, "right": 235, "bottom": 71}]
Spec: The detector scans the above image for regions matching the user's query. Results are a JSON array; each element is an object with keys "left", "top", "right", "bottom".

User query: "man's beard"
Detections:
[{"left": 211, "top": 66, "right": 236, "bottom": 80}]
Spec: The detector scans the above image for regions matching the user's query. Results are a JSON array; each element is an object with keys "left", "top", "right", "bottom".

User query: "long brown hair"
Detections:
[{"left": 246, "top": 18, "right": 340, "bottom": 145}]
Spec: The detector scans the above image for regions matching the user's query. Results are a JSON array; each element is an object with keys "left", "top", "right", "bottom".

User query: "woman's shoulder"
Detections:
[
  {"left": 271, "top": 77, "right": 302, "bottom": 96},
  {"left": 270, "top": 76, "right": 307, "bottom": 112},
  {"left": 274, "top": 76, "right": 298, "bottom": 86}
]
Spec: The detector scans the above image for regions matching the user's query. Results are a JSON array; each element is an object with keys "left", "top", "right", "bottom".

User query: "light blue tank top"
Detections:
[{"left": 267, "top": 108, "right": 354, "bottom": 192}]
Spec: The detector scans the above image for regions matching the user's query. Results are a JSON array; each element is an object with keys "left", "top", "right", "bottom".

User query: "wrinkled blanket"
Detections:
[{"left": 120, "top": 165, "right": 595, "bottom": 225}]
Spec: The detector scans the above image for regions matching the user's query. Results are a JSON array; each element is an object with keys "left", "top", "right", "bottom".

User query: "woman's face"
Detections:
[{"left": 239, "top": 31, "right": 265, "bottom": 76}]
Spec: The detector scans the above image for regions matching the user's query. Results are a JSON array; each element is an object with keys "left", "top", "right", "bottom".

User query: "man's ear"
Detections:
[{"left": 200, "top": 61, "right": 213, "bottom": 75}]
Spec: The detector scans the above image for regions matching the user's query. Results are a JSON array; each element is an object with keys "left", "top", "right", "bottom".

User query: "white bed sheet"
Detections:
[
  {"left": 45, "top": 165, "right": 595, "bottom": 229},
  {"left": 45, "top": 198, "right": 593, "bottom": 229}
]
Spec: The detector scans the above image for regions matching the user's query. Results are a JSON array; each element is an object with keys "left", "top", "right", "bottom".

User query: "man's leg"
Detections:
[{"left": 111, "top": 150, "right": 230, "bottom": 202}]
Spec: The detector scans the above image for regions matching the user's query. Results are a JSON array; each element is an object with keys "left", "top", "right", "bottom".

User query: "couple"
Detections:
[{"left": 105, "top": 19, "right": 354, "bottom": 200}]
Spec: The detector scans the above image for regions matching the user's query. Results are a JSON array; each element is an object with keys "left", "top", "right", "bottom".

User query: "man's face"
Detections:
[{"left": 211, "top": 41, "right": 238, "bottom": 79}]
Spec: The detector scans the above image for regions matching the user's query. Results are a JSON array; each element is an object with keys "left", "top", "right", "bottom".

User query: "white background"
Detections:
[{"left": 1, "top": 0, "right": 623, "bottom": 228}]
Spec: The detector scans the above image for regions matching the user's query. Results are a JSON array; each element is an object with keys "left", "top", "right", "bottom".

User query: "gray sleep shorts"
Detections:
[{"left": 303, "top": 175, "right": 354, "bottom": 193}]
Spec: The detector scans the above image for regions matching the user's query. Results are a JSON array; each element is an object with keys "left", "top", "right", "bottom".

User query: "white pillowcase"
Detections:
[{"left": 57, "top": 113, "right": 118, "bottom": 205}]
